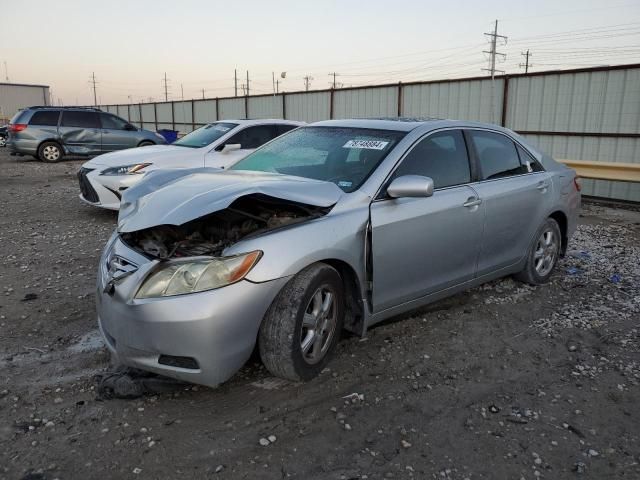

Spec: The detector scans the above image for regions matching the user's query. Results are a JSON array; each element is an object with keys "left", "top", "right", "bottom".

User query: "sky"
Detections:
[{"left": 1, "top": 0, "right": 639, "bottom": 105}]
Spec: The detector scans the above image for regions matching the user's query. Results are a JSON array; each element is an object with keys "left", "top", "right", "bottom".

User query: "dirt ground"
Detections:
[{"left": 0, "top": 148, "right": 639, "bottom": 480}]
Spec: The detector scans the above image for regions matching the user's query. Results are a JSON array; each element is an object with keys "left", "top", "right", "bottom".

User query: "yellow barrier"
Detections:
[{"left": 558, "top": 159, "right": 640, "bottom": 183}]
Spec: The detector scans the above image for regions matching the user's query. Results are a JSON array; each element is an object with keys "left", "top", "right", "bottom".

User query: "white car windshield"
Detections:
[
  {"left": 230, "top": 126, "right": 405, "bottom": 192},
  {"left": 173, "top": 122, "right": 238, "bottom": 148}
]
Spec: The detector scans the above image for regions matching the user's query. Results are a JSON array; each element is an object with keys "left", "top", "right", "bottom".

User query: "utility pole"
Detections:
[
  {"left": 482, "top": 20, "right": 507, "bottom": 123},
  {"left": 246, "top": 71, "right": 250, "bottom": 96},
  {"left": 303, "top": 75, "right": 313, "bottom": 91},
  {"left": 520, "top": 49, "right": 532, "bottom": 73},
  {"left": 161, "top": 72, "right": 170, "bottom": 101},
  {"left": 240, "top": 83, "right": 247, "bottom": 96},
  {"left": 272, "top": 72, "right": 276, "bottom": 95},
  {"left": 181, "top": 84, "right": 184, "bottom": 100},
  {"left": 234, "top": 69, "right": 238, "bottom": 97},
  {"left": 201, "top": 88, "right": 205, "bottom": 99},
  {"left": 90, "top": 72, "right": 98, "bottom": 106},
  {"left": 328, "top": 72, "right": 340, "bottom": 89},
  {"left": 3, "top": 61, "right": 8, "bottom": 82}
]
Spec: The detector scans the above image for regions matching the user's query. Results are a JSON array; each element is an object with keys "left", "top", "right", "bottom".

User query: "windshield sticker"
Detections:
[
  {"left": 338, "top": 180, "right": 353, "bottom": 188},
  {"left": 343, "top": 139, "right": 389, "bottom": 150},
  {"left": 213, "top": 125, "right": 231, "bottom": 132}
]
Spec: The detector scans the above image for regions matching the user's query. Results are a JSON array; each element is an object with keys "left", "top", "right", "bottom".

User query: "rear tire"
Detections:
[
  {"left": 515, "top": 218, "right": 561, "bottom": 285},
  {"left": 138, "top": 141, "right": 154, "bottom": 147},
  {"left": 38, "top": 141, "right": 64, "bottom": 163},
  {"left": 259, "top": 263, "right": 344, "bottom": 382},
  {"left": 0, "top": 136, "right": 6, "bottom": 147}
]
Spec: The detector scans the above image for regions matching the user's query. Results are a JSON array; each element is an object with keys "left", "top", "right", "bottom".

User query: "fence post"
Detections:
[
  {"left": 127, "top": 104, "right": 131, "bottom": 123},
  {"left": 397, "top": 82, "right": 403, "bottom": 118},
  {"left": 282, "top": 93, "right": 286, "bottom": 119},
  {"left": 501, "top": 75, "right": 509, "bottom": 127},
  {"left": 329, "top": 88, "right": 334, "bottom": 120},
  {"left": 153, "top": 103, "right": 158, "bottom": 131},
  {"left": 191, "top": 100, "right": 195, "bottom": 131},
  {"left": 171, "top": 101, "right": 175, "bottom": 131},
  {"left": 215, "top": 98, "right": 219, "bottom": 121},
  {"left": 244, "top": 95, "right": 249, "bottom": 119},
  {"left": 139, "top": 103, "right": 143, "bottom": 129}
]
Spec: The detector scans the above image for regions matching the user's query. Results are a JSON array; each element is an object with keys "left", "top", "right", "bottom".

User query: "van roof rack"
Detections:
[{"left": 28, "top": 106, "right": 103, "bottom": 112}]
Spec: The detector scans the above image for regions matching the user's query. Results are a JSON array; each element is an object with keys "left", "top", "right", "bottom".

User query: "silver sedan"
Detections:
[{"left": 96, "top": 119, "right": 581, "bottom": 387}]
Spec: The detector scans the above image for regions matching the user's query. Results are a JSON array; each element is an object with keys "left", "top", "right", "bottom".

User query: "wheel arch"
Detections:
[
  {"left": 548, "top": 210, "right": 568, "bottom": 255},
  {"left": 319, "top": 259, "right": 366, "bottom": 336},
  {"left": 137, "top": 140, "right": 155, "bottom": 147}
]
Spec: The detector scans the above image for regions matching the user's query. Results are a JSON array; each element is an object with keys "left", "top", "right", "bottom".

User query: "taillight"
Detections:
[
  {"left": 9, "top": 124, "right": 27, "bottom": 133},
  {"left": 573, "top": 176, "right": 582, "bottom": 192}
]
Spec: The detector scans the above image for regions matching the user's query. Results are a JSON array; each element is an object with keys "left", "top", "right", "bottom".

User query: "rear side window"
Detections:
[
  {"left": 392, "top": 129, "right": 471, "bottom": 189},
  {"left": 516, "top": 143, "right": 544, "bottom": 172},
  {"left": 10, "top": 110, "right": 30, "bottom": 124},
  {"left": 468, "top": 130, "right": 527, "bottom": 180},
  {"left": 61, "top": 111, "right": 100, "bottom": 128},
  {"left": 226, "top": 125, "right": 277, "bottom": 149},
  {"left": 29, "top": 111, "right": 60, "bottom": 126}
]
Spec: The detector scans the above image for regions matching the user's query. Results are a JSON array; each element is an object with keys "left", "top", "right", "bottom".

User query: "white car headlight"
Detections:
[
  {"left": 101, "top": 163, "right": 151, "bottom": 176},
  {"left": 135, "top": 251, "right": 262, "bottom": 299}
]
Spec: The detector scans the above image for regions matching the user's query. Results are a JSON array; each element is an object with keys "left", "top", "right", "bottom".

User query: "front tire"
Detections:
[
  {"left": 515, "top": 218, "right": 561, "bottom": 285},
  {"left": 38, "top": 141, "right": 64, "bottom": 163},
  {"left": 138, "top": 141, "right": 154, "bottom": 147},
  {"left": 259, "top": 263, "right": 344, "bottom": 382}
]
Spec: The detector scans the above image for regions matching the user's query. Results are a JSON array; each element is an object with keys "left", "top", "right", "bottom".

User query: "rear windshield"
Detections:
[
  {"left": 173, "top": 122, "right": 238, "bottom": 148},
  {"left": 10, "top": 110, "right": 30, "bottom": 124},
  {"left": 230, "top": 126, "right": 406, "bottom": 192}
]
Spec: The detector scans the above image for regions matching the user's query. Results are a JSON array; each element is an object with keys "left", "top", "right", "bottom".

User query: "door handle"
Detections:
[
  {"left": 536, "top": 181, "right": 549, "bottom": 191},
  {"left": 463, "top": 197, "right": 482, "bottom": 208}
]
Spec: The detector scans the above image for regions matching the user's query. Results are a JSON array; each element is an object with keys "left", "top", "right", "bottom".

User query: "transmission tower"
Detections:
[
  {"left": 482, "top": 20, "right": 507, "bottom": 123},
  {"left": 519, "top": 50, "right": 533, "bottom": 73},
  {"left": 89, "top": 72, "right": 98, "bottom": 106},
  {"left": 161, "top": 72, "right": 171, "bottom": 101},
  {"left": 303, "top": 75, "right": 314, "bottom": 91}
]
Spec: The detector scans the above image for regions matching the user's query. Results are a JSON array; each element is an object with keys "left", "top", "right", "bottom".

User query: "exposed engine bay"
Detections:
[{"left": 121, "top": 194, "right": 331, "bottom": 259}]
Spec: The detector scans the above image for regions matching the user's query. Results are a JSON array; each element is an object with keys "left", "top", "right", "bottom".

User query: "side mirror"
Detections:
[
  {"left": 221, "top": 143, "right": 241, "bottom": 154},
  {"left": 386, "top": 175, "right": 434, "bottom": 198},
  {"left": 124, "top": 124, "right": 137, "bottom": 131}
]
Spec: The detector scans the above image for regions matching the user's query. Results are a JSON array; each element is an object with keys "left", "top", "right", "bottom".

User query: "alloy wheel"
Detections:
[
  {"left": 300, "top": 286, "right": 338, "bottom": 365},
  {"left": 534, "top": 229, "right": 559, "bottom": 277}
]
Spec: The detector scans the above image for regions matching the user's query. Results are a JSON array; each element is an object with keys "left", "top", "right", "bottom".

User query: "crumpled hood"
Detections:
[
  {"left": 117, "top": 169, "right": 344, "bottom": 232},
  {"left": 82, "top": 145, "right": 198, "bottom": 168}
]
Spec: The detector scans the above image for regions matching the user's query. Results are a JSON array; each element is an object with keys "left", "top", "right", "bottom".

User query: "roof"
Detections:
[
  {"left": 227, "top": 119, "right": 305, "bottom": 126},
  {"left": 310, "top": 118, "right": 518, "bottom": 134},
  {"left": 0, "top": 82, "right": 49, "bottom": 88}
]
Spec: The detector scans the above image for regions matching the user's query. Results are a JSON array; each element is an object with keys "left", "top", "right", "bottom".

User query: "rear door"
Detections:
[
  {"left": 370, "top": 129, "right": 484, "bottom": 312},
  {"left": 465, "top": 129, "right": 552, "bottom": 275},
  {"left": 59, "top": 111, "right": 101, "bottom": 155},
  {"left": 205, "top": 124, "right": 282, "bottom": 168},
  {"left": 100, "top": 113, "right": 138, "bottom": 151}
]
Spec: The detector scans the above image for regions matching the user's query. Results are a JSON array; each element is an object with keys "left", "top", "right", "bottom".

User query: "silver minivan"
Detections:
[{"left": 7, "top": 106, "right": 166, "bottom": 162}]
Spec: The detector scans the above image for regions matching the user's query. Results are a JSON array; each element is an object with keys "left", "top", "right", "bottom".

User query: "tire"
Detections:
[
  {"left": 138, "top": 141, "right": 154, "bottom": 147},
  {"left": 259, "top": 263, "right": 345, "bottom": 382},
  {"left": 38, "top": 141, "right": 64, "bottom": 163},
  {"left": 515, "top": 218, "right": 561, "bottom": 285},
  {"left": 0, "top": 136, "right": 6, "bottom": 147}
]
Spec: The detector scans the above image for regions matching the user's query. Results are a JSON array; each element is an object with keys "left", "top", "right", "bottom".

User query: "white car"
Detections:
[{"left": 77, "top": 119, "right": 304, "bottom": 210}]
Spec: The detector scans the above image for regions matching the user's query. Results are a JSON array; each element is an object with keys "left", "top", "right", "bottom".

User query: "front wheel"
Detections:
[
  {"left": 0, "top": 136, "right": 6, "bottom": 147},
  {"left": 259, "top": 263, "right": 344, "bottom": 381},
  {"left": 38, "top": 141, "right": 64, "bottom": 163},
  {"left": 515, "top": 218, "right": 561, "bottom": 285},
  {"left": 138, "top": 141, "right": 154, "bottom": 147}
]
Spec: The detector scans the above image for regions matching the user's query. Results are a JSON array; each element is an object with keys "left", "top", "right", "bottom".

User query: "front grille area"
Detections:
[{"left": 77, "top": 167, "right": 99, "bottom": 203}]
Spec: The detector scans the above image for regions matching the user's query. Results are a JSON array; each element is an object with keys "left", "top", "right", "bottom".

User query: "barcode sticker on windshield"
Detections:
[{"left": 343, "top": 139, "right": 389, "bottom": 150}]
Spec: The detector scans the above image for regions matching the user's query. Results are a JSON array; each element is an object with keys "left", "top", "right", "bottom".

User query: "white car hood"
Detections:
[
  {"left": 82, "top": 145, "right": 202, "bottom": 168},
  {"left": 117, "top": 169, "right": 344, "bottom": 233}
]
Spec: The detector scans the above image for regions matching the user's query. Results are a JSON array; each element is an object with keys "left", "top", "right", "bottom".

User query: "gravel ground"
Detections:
[{"left": 0, "top": 149, "right": 639, "bottom": 480}]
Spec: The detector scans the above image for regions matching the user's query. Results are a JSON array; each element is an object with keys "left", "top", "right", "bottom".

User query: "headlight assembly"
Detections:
[
  {"left": 100, "top": 163, "right": 151, "bottom": 176},
  {"left": 135, "top": 251, "right": 262, "bottom": 299}
]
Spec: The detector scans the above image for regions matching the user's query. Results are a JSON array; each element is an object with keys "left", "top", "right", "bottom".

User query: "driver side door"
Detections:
[
  {"left": 100, "top": 113, "right": 138, "bottom": 151},
  {"left": 370, "top": 129, "right": 484, "bottom": 312}
]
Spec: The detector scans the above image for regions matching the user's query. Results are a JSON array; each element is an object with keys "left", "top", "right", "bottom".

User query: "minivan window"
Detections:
[
  {"left": 173, "top": 122, "right": 238, "bottom": 148},
  {"left": 10, "top": 110, "right": 30, "bottom": 124},
  {"left": 100, "top": 113, "right": 129, "bottom": 130},
  {"left": 468, "top": 130, "right": 527, "bottom": 180},
  {"left": 391, "top": 130, "right": 471, "bottom": 189},
  {"left": 29, "top": 111, "right": 60, "bottom": 126},
  {"left": 61, "top": 111, "right": 100, "bottom": 129}
]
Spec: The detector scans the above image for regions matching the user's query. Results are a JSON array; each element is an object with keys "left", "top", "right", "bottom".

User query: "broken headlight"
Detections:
[
  {"left": 135, "top": 251, "right": 262, "bottom": 299},
  {"left": 101, "top": 163, "right": 151, "bottom": 176}
]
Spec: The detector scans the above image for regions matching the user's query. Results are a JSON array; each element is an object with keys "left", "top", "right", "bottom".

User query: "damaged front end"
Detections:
[{"left": 121, "top": 194, "right": 331, "bottom": 260}]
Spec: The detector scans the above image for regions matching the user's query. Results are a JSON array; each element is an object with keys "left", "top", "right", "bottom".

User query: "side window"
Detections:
[
  {"left": 276, "top": 124, "right": 298, "bottom": 136},
  {"left": 100, "top": 114, "right": 129, "bottom": 130},
  {"left": 226, "top": 125, "right": 277, "bottom": 149},
  {"left": 469, "top": 130, "right": 527, "bottom": 180},
  {"left": 392, "top": 130, "right": 471, "bottom": 189},
  {"left": 29, "top": 111, "right": 60, "bottom": 126},
  {"left": 60, "top": 111, "right": 100, "bottom": 128},
  {"left": 516, "top": 143, "right": 544, "bottom": 172}
]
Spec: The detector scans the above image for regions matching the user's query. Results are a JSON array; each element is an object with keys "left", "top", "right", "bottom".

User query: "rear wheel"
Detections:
[
  {"left": 0, "top": 136, "right": 6, "bottom": 147},
  {"left": 259, "top": 263, "right": 344, "bottom": 381},
  {"left": 515, "top": 218, "right": 561, "bottom": 285},
  {"left": 38, "top": 141, "right": 63, "bottom": 163},
  {"left": 138, "top": 141, "right": 154, "bottom": 147}
]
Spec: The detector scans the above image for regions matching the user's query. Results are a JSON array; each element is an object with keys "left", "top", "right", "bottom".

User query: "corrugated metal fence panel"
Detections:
[
  {"left": 218, "top": 98, "right": 245, "bottom": 119},
  {"left": 333, "top": 86, "right": 398, "bottom": 119},
  {"left": 193, "top": 100, "right": 217, "bottom": 124},
  {"left": 106, "top": 105, "right": 118, "bottom": 115},
  {"left": 247, "top": 95, "right": 283, "bottom": 119},
  {"left": 506, "top": 68, "right": 640, "bottom": 133},
  {"left": 128, "top": 105, "right": 141, "bottom": 125},
  {"left": 140, "top": 103, "right": 155, "bottom": 123},
  {"left": 285, "top": 92, "right": 330, "bottom": 122},
  {"left": 523, "top": 134, "right": 640, "bottom": 202},
  {"left": 116, "top": 105, "right": 129, "bottom": 120},
  {"left": 402, "top": 79, "right": 503, "bottom": 122},
  {"left": 156, "top": 102, "right": 173, "bottom": 125},
  {"left": 173, "top": 101, "right": 193, "bottom": 125}
]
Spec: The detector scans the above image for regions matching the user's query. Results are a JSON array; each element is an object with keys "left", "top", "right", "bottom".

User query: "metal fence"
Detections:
[{"left": 99, "top": 63, "right": 640, "bottom": 202}]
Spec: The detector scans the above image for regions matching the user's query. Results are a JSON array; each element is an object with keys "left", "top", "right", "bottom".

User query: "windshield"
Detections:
[
  {"left": 173, "top": 122, "right": 238, "bottom": 148},
  {"left": 230, "top": 126, "right": 405, "bottom": 192}
]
